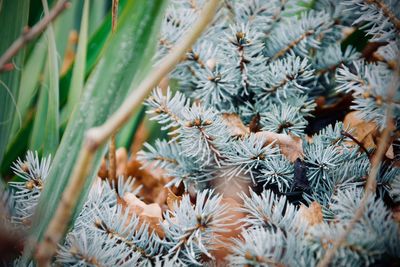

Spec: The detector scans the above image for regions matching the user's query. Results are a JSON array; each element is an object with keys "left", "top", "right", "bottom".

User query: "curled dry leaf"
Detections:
[
  {"left": 221, "top": 114, "right": 302, "bottom": 161},
  {"left": 123, "top": 193, "right": 162, "bottom": 218},
  {"left": 212, "top": 197, "right": 245, "bottom": 262},
  {"left": 166, "top": 188, "right": 182, "bottom": 211},
  {"left": 98, "top": 158, "right": 108, "bottom": 179},
  {"left": 126, "top": 159, "right": 168, "bottom": 206},
  {"left": 97, "top": 147, "right": 129, "bottom": 179},
  {"left": 392, "top": 205, "right": 400, "bottom": 225},
  {"left": 222, "top": 113, "right": 249, "bottom": 137},
  {"left": 255, "top": 131, "right": 304, "bottom": 162},
  {"left": 116, "top": 147, "right": 128, "bottom": 177},
  {"left": 298, "top": 201, "right": 323, "bottom": 226},
  {"left": 122, "top": 192, "right": 164, "bottom": 237},
  {"left": 344, "top": 111, "right": 377, "bottom": 149},
  {"left": 343, "top": 111, "right": 394, "bottom": 159}
]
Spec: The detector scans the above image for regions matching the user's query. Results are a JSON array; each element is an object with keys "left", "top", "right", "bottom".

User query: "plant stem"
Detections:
[
  {"left": 112, "top": 0, "right": 120, "bottom": 33},
  {"left": 0, "top": 0, "right": 69, "bottom": 72},
  {"left": 317, "top": 64, "right": 398, "bottom": 267},
  {"left": 35, "top": 0, "right": 220, "bottom": 265},
  {"left": 109, "top": 134, "right": 117, "bottom": 182}
]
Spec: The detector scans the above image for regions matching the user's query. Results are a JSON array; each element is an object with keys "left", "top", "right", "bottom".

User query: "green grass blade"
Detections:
[
  {"left": 24, "top": 0, "right": 167, "bottom": 261},
  {"left": 43, "top": 0, "right": 60, "bottom": 156},
  {"left": 29, "top": 0, "right": 60, "bottom": 155},
  {"left": 88, "top": 0, "right": 107, "bottom": 35},
  {"left": 53, "top": 0, "right": 80, "bottom": 62},
  {"left": 59, "top": 0, "right": 128, "bottom": 109},
  {"left": 61, "top": 0, "right": 89, "bottom": 125},
  {"left": 0, "top": 0, "right": 30, "bottom": 176},
  {"left": 1, "top": 111, "right": 34, "bottom": 175},
  {"left": 10, "top": 37, "right": 47, "bottom": 138},
  {"left": 29, "top": 72, "right": 49, "bottom": 152}
]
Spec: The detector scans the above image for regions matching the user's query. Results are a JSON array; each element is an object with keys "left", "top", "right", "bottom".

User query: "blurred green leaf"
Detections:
[
  {"left": 53, "top": 0, "right": 81, "bottom": 61},
  {"left": 0, "top": 0, "right": 30, "bottom": 177},
  {"left": 1, "top": 111, "right": 34, "bottom": 175},
  {"left": 88, "top": 0, "right": 107, "bottom": 36},
  {"left": 59, "top": 0, "right": 128, "bottom": 108},
  {"left": 29, "top": 73, "right": 49, "bottom": 151},
  {"left": 61, "top": 0, "right": 89, "bottom": 125},
  {"left": 24, "top": 0, "right": 167, "bottom": 261},
  {"left": 85, "top": 0, "right": 128, "bottom": 75},
  {"left": 10, "top": 37, "right": 47, "bottom": 139},
  {"left": 29, "top": 0, "right": 60, "bottom": 156},
  {"left": 3, "top": 0, "right": 129, "bottom": 175},
  {"left": 43, "top": 10, "right": 60, "bottom": 156}
]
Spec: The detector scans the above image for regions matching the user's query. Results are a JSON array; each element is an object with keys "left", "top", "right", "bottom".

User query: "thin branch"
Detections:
[
  {"left": 110, "top": 0, "right": 119, "bottom": 189},
  {"left": 109, "top": 134, "right": 117, "bottom": 182},
  {"left": 317, "top": 64, "right": 398, "bottom": 267},
  {"left": 112, "top": 0, "right": 119, "bottom": 33},
  {"left": 340, "top": 130, "right": 371, "bottom": 158},
  {"left": 271, "top": 30, "right": 314, "bottom": 61},
  {"left": 364, "top": 0, "right": 400, "bottom": 31},
  {"left": 36, "top": 147, "right": 95, "bottom": 267},
  {"left": 0, "top": 0, "right": 70, "bottom": 72},
  {"left": 35, "top": 0, "right": 220, "bottom": 266}
]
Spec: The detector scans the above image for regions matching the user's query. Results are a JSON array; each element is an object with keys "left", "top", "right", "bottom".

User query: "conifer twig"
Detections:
[
  {"left": 317, "top": 65, "right": 398, "bottom": 267},
  {"left": 35, "top": 1, "right": 220, "bottom": 266},
  {"left": 271, "top": 30, "right": 313, "bottom": 61},
  {"left": 0, "top": 0, "right": 70, "bottom": 72},
  {"left": 364, "top": 0, "right": 400, "bottom": 31}
]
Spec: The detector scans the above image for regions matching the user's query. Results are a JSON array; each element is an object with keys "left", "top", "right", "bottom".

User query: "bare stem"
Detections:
[
  {"left": 109, "top": 134, "right": 117, "bottom": 182},
  {"left": 36, "top": 147, "right": 94, "bottom": 267},
  {"left": 317, "top": 65, "right": 398, "bottom": 267},
  {"left": 364, "top": 0, "right": 400, "bottom": 31},
  {"left": 0, "top": 0, "right": 69, "bottom": 72},
  {"left": 112, "top": 0, "right": 119, "bottom": 33},
  {"left": 35, "top": 0, "right": 220, "bottom": 265}
]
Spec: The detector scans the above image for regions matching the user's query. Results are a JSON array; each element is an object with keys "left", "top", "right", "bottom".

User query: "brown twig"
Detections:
[
  {"left": 112, "top": 0, "right": 119, "bottom": 33},
  {"left": 0, "top": 0, "right": 70, "bottom": 72},
  {"left": 35, "top": 0, "right": 220, "bottom": 266},
  {"left": 317, "top": 63, "right": 398, "bottom": 267},
  {"left": 36, "top": 147, "right": 94, "bottom": 267},
  {"left": 364, "top": 0, "right": 400, "bottom": 31},
  {"left": 110, "top": 0, "right": 119, "bottom": 191},
  {"left": 340, "top": 130, "right": 371, "bottom": 158},
  {"left": 271, "top": 30, "right": 314, "bottom": 61},
  {"left": 109, "top": 134, "right": 117, "bottom": 182}
]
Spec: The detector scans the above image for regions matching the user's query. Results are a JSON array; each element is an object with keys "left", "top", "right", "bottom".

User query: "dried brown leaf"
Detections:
[
  {"left": 97, "top": 158, "right": 108, "bottom": 179},
  {"left": 167, "top": 188, "right": 182, "bottom": 211},
  {"left": 212, "top": 197, "right": 244, "bottom": 262},
  {"left": 255, "top": 131, "right": 304, "bottom": 162},
  {"left": 126, "top": 159, "right": 167, "bottom": 205},
  {"left": 298, "top": 201, "right": 323, "bottom": 226},
  {"left": 116, "top": 147, "right": 128, "bottom": 177},
  {"left": 343, "top": 111, "right": 378, "bottom": 149},
  {"left": 343, "top": 111, "right": 396, "bottom": 159},
  {"left": 222, "top": 113, "right": 249, "bottom": 137},
  {"left": 123, "top": 192, "right": 164, "bottom": 237},
  {"left": 392, "top": 205, "right": 400, "bottom": 225}
]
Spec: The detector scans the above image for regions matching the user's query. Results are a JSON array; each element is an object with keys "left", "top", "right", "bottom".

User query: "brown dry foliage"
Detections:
[{"left": 298, "top": 201, "right": 323, "bottom": 226}]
